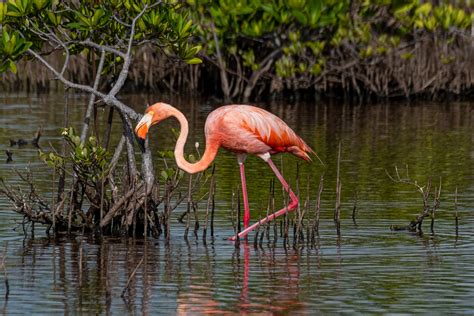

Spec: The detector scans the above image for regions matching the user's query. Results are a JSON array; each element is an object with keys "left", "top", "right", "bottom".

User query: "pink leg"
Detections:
[
  {"left": 230, "top": 157, "right": 298, "bottom": 240},
  {"left": 239, "top": 162, "right": 250, "bottom": 229}
]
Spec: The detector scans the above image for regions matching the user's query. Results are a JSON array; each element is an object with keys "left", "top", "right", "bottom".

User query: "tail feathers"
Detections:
[
  {"left": 289, "top": 145, "right": 324, "bottom": 166},
  {"left": 312, "top": 149, "right": 325, "bottom": 166},
  {"left": 288, "top": 146, "right": 312, "bottom": 162}
]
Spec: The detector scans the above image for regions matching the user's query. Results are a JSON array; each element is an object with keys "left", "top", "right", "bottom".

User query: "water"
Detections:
[{"left": 1, "top": 93, "right": 474, "bottom": 314}]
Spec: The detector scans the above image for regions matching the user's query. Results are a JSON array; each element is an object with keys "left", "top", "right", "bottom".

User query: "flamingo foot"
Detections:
[
  {"left": 228, "top": 199, "right": 298, "bottom": 241},
  {"left": 229, "top": 157, "right": 299, "bottom": 241}
]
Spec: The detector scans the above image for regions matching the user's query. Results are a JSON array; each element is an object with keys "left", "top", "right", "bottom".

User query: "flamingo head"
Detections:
[{"left": 135, "top": 102, "right": 174, "bottom": 140}]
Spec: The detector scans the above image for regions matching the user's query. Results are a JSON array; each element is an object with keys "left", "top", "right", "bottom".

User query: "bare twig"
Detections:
[
  {"left": 52, "top": 170, "right": 56, "bottom": 232},
  {"left": 109, "top": 4, "right": 151, "bottom": 97},
  {"left": 26, "top": 48, "right": 138, "bottom": 119},
  {"left": 210, "top": 21, "right": 231, "bottom": 101},
  {"left": 265, "top": 178, "right": 274, "bottom": 241},
  {"left": 387, "top": 165, "right": 441, "bottom": 232},
  {"left": 335, "top": 142, "right": 342, "bottom": 234},
  {"left": 81, "top": 48, "right": 106, "bottom": 142},
  {"left": 100, "top": 185, "right": 143, "bottom": 227},
  {"left": 210, "top": 174, "right": 216, "bottom": 237},
  {"left": 203, "top": 165, "right": 216, "bottom": 239},
  {"left": 385, "top": 165, "right": 426, "bottom": 195},
  {"left": 242, "top": 48, "right": 281, "bottom": 102},
  {"left": 1, "top": 242, "right": 9, "bottom": 300},
  {"left": 231, "top": 189, "right": 236, "bottom": 235},
  {"left": 121, "top": 256, "right": 144, "bottom": 298},
  {"left": 312, "top": 175, "right": 323, "bottom": 240},
  {"left": 454, "top": 186, "right": 459, "bottom": 236},
  {"left": 431, "top": 179, "right": 442, "bottom": 234},
  {"left": 184, "top": 175, "right": 193, "bottom": 238},
  {"left": 103, "top": 107, "right": 115, "bottom": 150},
  {"left": 31, "top": 127, "right": 42, "bottom": 147},
  {"left": 352, "top": 193, "right": 358, "bottom": 225},
  {"left": 79, "top": 40, "right": 126, "bottom": 59},
  {"left": 236, "top": 188, "right": 241, "bottom": 245}
]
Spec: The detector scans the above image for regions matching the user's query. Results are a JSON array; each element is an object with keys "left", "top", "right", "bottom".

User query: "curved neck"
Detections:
[{"left": 172, "top": 108, "right": 218, "bottom": 174}]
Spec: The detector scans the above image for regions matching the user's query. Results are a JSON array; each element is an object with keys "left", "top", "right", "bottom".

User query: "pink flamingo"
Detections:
[{"left": 135, "top": 102, "right": 318, "bottom": 239}]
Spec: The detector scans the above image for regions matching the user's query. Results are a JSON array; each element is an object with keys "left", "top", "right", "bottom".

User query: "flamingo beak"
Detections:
[
  {"left": 135, "top": 111, "right": 155, "bottom": 140},
  {"left": 135, "top": 111, "right": 155, "bottom": 152}
]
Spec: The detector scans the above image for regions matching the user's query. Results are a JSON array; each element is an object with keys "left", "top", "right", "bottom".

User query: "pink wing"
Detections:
[{"left": 208, "top": 105, "right": 314, "bottom": 161}]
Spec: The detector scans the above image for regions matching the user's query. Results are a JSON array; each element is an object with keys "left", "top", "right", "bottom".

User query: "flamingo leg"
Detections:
[
  {"left": 230, "top": 156, "right": 298, "bottom": 240},
  {"left": 238, "top": 157, "right": 251, "bottom": 229},
  {"left": 240, "top": 163, "right": 251, "bottom": 229}
]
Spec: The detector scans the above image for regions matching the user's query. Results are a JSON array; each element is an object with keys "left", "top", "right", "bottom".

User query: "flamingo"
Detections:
[{"left": 135, "top": 102, "right": 318, "bottom": 240}]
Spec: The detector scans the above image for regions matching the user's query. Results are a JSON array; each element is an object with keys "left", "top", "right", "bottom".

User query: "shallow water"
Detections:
[{"left": 1, "top": 93, "right": 473, "bottom": 314}]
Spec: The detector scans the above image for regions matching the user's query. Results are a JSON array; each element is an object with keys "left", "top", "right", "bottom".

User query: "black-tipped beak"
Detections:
[
  {"left": 135, "top": 111, "right": 154, "bottom": 138},
  {"left": 135, "top": 111, "right": 155, "bottom": 153},
  {"left": 136, "top": 135, "right": 146, "bottom": 153}
]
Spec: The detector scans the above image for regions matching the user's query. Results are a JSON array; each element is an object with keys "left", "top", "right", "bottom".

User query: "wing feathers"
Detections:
[{"left": 237, "top": 106, "right": 314, "bottom": 160}]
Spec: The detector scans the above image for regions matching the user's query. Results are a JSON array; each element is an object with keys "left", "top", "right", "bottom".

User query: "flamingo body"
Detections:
[
  {"left": 204, "top": 105, "right": 313, "bottom": 161},
  {"left": 135, "top": 102, "right": 318, "bottom": 240}
]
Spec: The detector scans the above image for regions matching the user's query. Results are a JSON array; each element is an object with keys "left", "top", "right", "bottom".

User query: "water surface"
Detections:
[{"left": 0, "top": 93, "right": 473, "bottom": 314}]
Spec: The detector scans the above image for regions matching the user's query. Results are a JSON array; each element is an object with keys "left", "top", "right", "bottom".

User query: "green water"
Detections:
[{"left": 0, "top": 93, "right": 473, "bottom": 313}]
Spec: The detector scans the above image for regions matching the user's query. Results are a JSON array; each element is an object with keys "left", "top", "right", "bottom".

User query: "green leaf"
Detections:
[
  {"left": 180, "top": 20, "right": 193, "bottom": 36},
  {"left": 185, "top": 57, "right": 202, "bottom": 64},
  {"left": 401, "top": 52, "right": 413, "bottom": 60},
  {"left": 91, "top": 8, "right": 104, "bottom": 26},
  {"left": 292, "top": 10, "right": 307, "bottom": 25},
  {"left": 415, "top": 3, "right": 432, "bottom": 17},
  {"left": 2, "top": 29, "right": 10, "bottom": 45},
  {"left": 9, "top": 60, "right": 17, "bottom": 73},
  {"left": 288, "top": 0, "right": 305, "bottom": 10},
  {"left": 318, "top": 13, "right": 336, "bottom": 27},
  {"left": 393, "top": 2, "right": 415, "bottom": 16},
  {"left": 188, "top": 44, "right": 202, "bottom": 56},
  {"left": 166, "top": 168, "right": 175, "bottom": 178},
  {"left": 33, "top": 0, "right": 47, "bottom": 10},
  {"left": 72, "top": 135, "right": 81, "bottom": 146},
  {"left": 65, "top": 22, "right": 84, "bottom": 30},
  {"left": 0, "top": 3, "right": 7, "bottom": 22},
  {"left": 47, "top": 11, "right": 62, "bottom": 26},
  {"left": 75, "top": 11, "right": 92, "bottom": 28}
]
